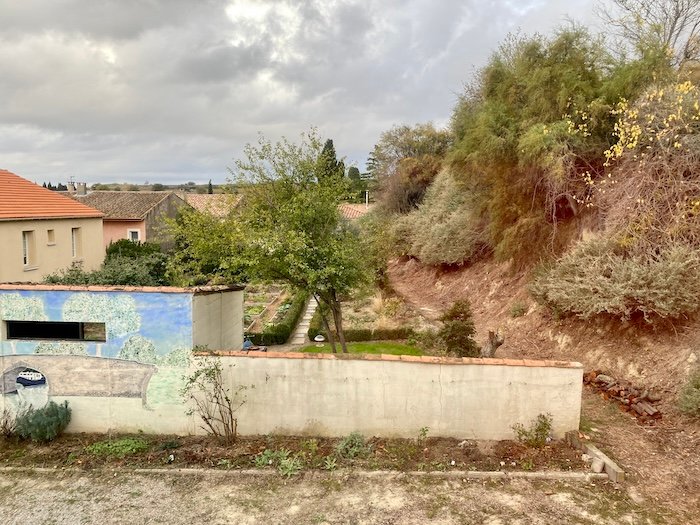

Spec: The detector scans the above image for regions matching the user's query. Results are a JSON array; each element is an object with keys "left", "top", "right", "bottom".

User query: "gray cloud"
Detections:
[{"left": 0, "top": 0, "right": 596, "bottom": 184}]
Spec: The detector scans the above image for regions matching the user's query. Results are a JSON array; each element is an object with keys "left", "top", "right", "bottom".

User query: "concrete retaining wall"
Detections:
[
  {"left": 219, "top": 352, "right": 583, "bottom": 440},
  {"left": 0, "top": 350, "right": 583, "bottom": 439}
]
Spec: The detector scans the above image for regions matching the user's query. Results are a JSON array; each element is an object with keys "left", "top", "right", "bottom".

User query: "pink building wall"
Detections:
[{"left": 102, "top": 220, "right": 146, "bottom": 249}]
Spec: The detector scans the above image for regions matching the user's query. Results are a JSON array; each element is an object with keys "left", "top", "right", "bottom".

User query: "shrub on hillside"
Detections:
[
  {"left": 679, "top": 369, "right": 700, "bottom": 418},
  {"left": 531, "top": 239, "right": 700, "bottom": 321},
  {"left": 389, "top": 169, "right": 489, "bottom": 265},
  {"left": 437, "top": 300, "right": 479, "bottom": 357}
]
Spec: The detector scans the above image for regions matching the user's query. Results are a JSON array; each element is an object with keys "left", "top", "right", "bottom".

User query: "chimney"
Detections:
[
  {"left": 67, "top": 182, "right": 76, "bottom": 193},
  {"left": 77, "top": 182, "right": 87, "bottom": 196}
]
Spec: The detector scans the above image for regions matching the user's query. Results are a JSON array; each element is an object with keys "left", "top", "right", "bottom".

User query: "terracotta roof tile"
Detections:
[
  {"left": 72, "top": 191, "right": 183, "bottom": 220},
  {"left": 0, "top": 170, "right": 103, "bottom": 220},
  {"left": 339, "top": 203, "right": 373, "bottom": 220},
  {"left": 182, "top": 193, "right": 241, "bottom": 217}
]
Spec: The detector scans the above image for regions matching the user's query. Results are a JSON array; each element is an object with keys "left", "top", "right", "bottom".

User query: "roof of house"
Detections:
[
  {"left": 0, "top": 169, "right": 103, "bottom": 221},
  {"left": 73, "top": 191, "right": 183, "bottom": 220},
  {"left": 181, "top": 193, "right": 241, "bottom": 218},
  {"left": 339, "top": 203, "right": 373, "bottom": 220}
]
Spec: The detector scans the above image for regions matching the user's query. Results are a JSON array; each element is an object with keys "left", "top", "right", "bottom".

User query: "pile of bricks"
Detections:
[{"left": 584, "top": 370, "right": 662, "bottom": 424}]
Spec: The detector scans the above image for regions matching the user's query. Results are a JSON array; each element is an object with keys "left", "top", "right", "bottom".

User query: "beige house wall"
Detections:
[
  {"left": 192, "top": 290, "right": 244, "bottom": 351},
  {"left": 0, "top": 217, "right": 103, "bottom": 282}
]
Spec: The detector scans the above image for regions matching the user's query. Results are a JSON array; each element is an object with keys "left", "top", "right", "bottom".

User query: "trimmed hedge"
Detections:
[
  {"left": 307, "top": 309, "right": 415, "bottom": 342},
  {"left": 248, "top": 289, "right": 309, "bottom": 345}
]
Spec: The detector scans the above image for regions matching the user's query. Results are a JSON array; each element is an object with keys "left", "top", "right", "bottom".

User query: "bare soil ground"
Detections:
[
  {"left": 387, "top": 257, "right": 700, "bottom": 521},
  {"left": 0, "top": 469, "right": 669, "bottom": 524}
]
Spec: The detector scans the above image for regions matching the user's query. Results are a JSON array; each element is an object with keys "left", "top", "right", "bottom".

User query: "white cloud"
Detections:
[{"left": 0, "top": 0, "right": 596, "bottom": 183}]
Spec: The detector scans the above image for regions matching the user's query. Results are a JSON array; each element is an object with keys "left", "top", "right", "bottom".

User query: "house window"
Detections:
[
  {"left": 22, "top": 230, "right": 36, "bottom": 266},
  {"left": 71, "top": 227, "right": 82, "bottom": 258},
  {"left": 128, "top": 229, "right": 140, "bottom": 242},
  {"left": 47, "top": 229, "right": 55, "bottom": 245},
  {"left": 5, "top": 321, "right": 106, "bottom": 342}
]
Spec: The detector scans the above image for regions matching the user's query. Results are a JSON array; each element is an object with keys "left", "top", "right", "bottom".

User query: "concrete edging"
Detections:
[
  {"left": 0, "top": 465, "right": 609, "bottom": 482},
  {"left": 566, "top": 431, "right": 625, "bottom": 483}
]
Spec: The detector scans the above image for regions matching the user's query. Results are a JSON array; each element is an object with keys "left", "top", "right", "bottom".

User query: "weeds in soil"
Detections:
[
  {"left": 85, "top": 437, "right": 150, "bottom": 458},
  {"left": 0, "top": 407, "right": 17, "bottom": 438},
  {"left": 512, "top": 414, "right": 552, "bottom": 448},
  {"left": 510, "top": 302, "right": 528, "bottom": 318},
  {"left": 335, "top": 431, "right": 372, "bottom": 459},
  {"left": 323, "top": 456, "right": 337, "bottom": 471},
  {"left": 278, "top": 456, "right": 303, "bottom": 477}
]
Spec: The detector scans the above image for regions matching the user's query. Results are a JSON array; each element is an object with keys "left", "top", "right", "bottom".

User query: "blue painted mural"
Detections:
[{"left": 0, "top": 288, "right": 195, "bottom": 409}]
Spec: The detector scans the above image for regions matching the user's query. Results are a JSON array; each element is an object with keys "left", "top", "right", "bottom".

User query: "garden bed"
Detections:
[{"left": 0, "top": 433, "right": 587, "bottom": 475}]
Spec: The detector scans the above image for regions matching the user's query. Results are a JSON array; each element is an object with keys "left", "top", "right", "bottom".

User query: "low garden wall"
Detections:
[
  {"left": 218, "top": 353, "right": 583, "bottom": 440},
  {"left": 1, "top": 349, "right": 583, "bottom": 439}
]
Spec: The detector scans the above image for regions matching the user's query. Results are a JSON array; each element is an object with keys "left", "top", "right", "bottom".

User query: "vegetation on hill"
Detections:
[{"left": 366, "top": 14, "right": 700, "bottom": 323}]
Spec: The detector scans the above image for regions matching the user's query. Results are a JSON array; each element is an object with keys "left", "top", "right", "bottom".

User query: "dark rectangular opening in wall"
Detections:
[{"left": 5, "top": 321, "right": 107, "bottom": 342}]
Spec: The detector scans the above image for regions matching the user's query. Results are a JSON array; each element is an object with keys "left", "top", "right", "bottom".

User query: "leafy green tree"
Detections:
[
  {"left": 369, "top": 123, "right": 451, "bottom": 181},
  {"left": 151, "top": 183, "right": 166, "bottom": 191},
  {"left": 233, "top": 131, "right": 368, "bottom": 352},
  {"left": 318, "top": 139, "right": 345, "bottom": 182},
  {"left": 370, "top": 123, "right": 451, "bottom": 213},
  {"left": 347, "top": 166, "right": 366, "bottom": 202},
  {"left": 166, "top": 204, "right": 246, "bottom": 285}
]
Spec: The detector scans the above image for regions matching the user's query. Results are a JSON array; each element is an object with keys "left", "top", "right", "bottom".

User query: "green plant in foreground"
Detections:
[
  {"left": 512, "top": 413, "right": 553, "bottom": 448},
  {"left": 323, "top": 456, "right": 337, "bottom": 471},
  {"left": 335, "top": 431, "right": 372, "bottom": 459},
  {"left": 278, "top": 456, "right": 303, "bottom": 477},
  {"left": 85, "top": 437, "right": 150, "bottom": 458},
  {"left": 679, "top": 368, "right": 700, "bottom": 418},
  {"left": 15, "top": 401, "right": 71, "bottom": 443}
]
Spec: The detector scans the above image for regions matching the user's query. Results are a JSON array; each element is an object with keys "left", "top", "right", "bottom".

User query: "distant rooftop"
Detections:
[
  {"left": 0, "top": 169, "right": 103, "bottom": 221},
  {"left": 73, "top": 191, "right": 184, "bottom": 220},
  {"left": 181, "top": 193, "right": 241, "bottom": 218},
  {"left": 339, "top": 203, "right": 373, "bottom": 220}
]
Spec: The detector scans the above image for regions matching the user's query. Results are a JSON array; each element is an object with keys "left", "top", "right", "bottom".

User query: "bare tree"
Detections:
[{"left": 598, "top": 0, "right": 700, "bottom": 64}]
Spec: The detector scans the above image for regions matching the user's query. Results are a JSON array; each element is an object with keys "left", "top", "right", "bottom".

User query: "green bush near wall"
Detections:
[
  {"left": 248, "top": 290, "right": 309, "bottom": 345},
  {"left": 307, "top": 309, "right": 415, "bottom": 342}
]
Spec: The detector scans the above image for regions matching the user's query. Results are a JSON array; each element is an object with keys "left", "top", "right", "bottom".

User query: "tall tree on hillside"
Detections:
[
  {"left": 598, "top": 0, "right": 700, "bottom": 64},
  {"left": 208, "top": 180, "right": 214, "bottom": 194},
  {"left": 233, "top": 131, "right": 367, "bottom": 353}
]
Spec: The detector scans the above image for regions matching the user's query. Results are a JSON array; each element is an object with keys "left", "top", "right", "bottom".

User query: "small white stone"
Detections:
[
  {"left": 687, "top": 352, "right": 698, "bottom": 364},
  {"left": 581, "top": 454, "right": 593, "bottom": 463}
]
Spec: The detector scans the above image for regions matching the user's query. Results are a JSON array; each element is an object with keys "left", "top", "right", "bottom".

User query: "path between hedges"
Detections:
[{"left": 289, "top": 297, "right": 318, "bottom": 345}]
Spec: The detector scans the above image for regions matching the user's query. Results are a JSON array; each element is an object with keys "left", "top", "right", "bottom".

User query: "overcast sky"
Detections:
[{"left": 0, "top": 0, "right": 597, "bottom": 185}]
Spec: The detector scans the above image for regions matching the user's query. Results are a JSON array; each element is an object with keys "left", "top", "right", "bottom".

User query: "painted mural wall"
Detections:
[{"left": 0, "top": 288, "right": 199, "bottom": 434}]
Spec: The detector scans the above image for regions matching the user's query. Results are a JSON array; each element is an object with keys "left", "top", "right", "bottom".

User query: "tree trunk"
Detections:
[
  {"left": 480, "top": 330, "right": 504, "bottom": 358},
  {"left": 329, "top": 292, "right": 348, "bottom": 353},
  {"left": 314, "top": 294, "right": 337, "bottom": 353}
]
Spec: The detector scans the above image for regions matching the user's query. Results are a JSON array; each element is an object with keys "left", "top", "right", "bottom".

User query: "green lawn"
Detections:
[{"left": 299, "top": 341, "right": 423, "bottom": 356}]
